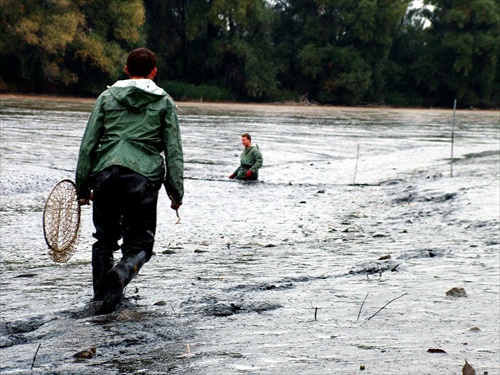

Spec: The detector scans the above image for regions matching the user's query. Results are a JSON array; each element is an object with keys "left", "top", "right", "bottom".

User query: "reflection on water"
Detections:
[{"left": 0, "top": 97, "right": 499, "bottom": 374}]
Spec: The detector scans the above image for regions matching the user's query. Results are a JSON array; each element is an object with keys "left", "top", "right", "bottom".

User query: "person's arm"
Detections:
[
  {"left": 249, "top": 147, "right": 263, "bottom": 173},
  {"left": 162, "top": 97, "right": 184, "bottom": 208},
  {"left": 230, "top": 165, "right": 241, "bottom": 178},
  {"left": 75, "top": 95, "right": 105, "bottom": 201}
]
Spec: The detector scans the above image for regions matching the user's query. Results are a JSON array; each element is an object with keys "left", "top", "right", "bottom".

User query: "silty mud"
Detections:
[{"left": 0, "top": 97, "right": 498, "bottom": 374}]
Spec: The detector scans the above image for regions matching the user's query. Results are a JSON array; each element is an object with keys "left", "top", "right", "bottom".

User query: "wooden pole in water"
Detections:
[
  {"left": 31, "top": 343, "right": 41, "bottom": 369},
  {"left": 353, "top": 144, "right": 360, "bottom": 184},
  {"left": 357, "top": 293, "right": 369, "bottom": 321},
  {"left": 450, "top": 99, "right": 457, "bottom": 177},
  {"left": 366, "top": 292, "right": 408, "bottom": 320}
]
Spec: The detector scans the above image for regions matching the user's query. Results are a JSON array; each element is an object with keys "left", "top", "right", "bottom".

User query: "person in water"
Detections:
[
  {"left": 229, "top": 133, "right": 263, "bottom": 180},
  {"left": 75, "top": 48, "right": 184, "bottom": 314}
]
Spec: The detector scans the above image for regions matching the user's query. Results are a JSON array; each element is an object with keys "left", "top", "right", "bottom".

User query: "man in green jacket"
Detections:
[
  {"left": 75, "top": 48, "right": 184, "bottom": 314},
  {"left": 229, "top": 133, "right": 263, "bottom": 180}
]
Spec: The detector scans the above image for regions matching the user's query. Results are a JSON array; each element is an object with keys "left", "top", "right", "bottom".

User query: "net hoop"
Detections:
[{"left": 43, "top": 179, "right": 81, "bottom": 262}]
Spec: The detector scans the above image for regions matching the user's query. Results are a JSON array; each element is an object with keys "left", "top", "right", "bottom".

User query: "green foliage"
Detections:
[
  {"left": 0, "top": 0, "right": 145, "bottom": 92},
  {"left": 203, "top": 0, "right": 278, "bottom": 99},
  {"left": 417, "top": 0, "right": 499, "bottom": 107},
  {"left": 0, "top": 0, "right": 497, "bottom": 108},
  {"left": 74, "top": 0, "right": 145, "bottom": 80},
  {"left": 288, "top": 0, "right": 411, "bottom": 104},
  {"left": 323, "top": 49, "right": 372, "bottom": 105},
  {"left": 160, "top": 81, "right": 235, "bottom": 102},
  {"left": 0, "top": 0, "right": 84, "bottom": 86}
]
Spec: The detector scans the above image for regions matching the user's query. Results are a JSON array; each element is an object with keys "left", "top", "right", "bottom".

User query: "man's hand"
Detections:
[
  {"left": 168, "top": 195, "right": 182, "bottom": 224},
  {"left": 171, "top": 201, "right": 182, "bottom": 210},
  {"left": 246, "top": 170, "right": 252, "bottom": 178},
  {"left": 78, "top": 193, "right": 93, "bottom": 206},
  {"left": 169, "top": 195, "right": 182, "bottom": 210},
  {"left": 229, "top": 173, "right": 236, "bottom": 179}
]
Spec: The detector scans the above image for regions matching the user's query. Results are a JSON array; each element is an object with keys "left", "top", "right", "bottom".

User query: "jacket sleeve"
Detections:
[
  {"left": 250, "top": 148, "right": 263, "bottom": 173},
  {"left": 162, "top": 97, "right": 184, "bottom": 203},
  {"left": 75, "top": 95, "right": 105, "bottom": 199}
]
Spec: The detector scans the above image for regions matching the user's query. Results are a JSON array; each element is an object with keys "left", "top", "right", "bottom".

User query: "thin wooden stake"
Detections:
[
  {"left": 314, "top": 307, "right": 319, "bottom": 320},
  {"left": 366, "top": 292, "right": 408, "bottom": 320},
  {"left": 353, "top": 144, "right": 360, "bottom": 184},
  {"left": 31, "top": 343, "right": 41, "bottom": 369},
  {"left": 170, "top": 302, "right": 177, "bottom": 316},
  {"left": 357, "top": 293, "right": 369, "bottom": 321},
  {"left": 450, "top": 99, "right": 457, "bottom": 177}
]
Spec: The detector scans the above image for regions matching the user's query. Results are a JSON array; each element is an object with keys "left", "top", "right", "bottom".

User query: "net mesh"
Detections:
[{"left": 43, "top": 180, "right": 81, "bottom": 262}]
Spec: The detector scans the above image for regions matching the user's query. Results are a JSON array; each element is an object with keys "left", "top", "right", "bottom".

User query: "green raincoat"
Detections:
[
  {"left": 233, "top": 145, "right": 263, "bottom": 180},
  {"left": 75, "top": 79, "right": 184, "bottom": 202}
]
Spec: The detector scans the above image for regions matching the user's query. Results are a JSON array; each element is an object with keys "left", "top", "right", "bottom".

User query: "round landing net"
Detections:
[{"left": 43, "top": 179, "right": 81, "bottom": 262}]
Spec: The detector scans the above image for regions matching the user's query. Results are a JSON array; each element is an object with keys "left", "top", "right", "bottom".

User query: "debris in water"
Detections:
[
  {"left": 177, "top": 343, "right": 194, "bottom": 358},
  {"left": 427, "top": 348, "right": 447, "bottom": 353},
  {"left": 116, "top": 309, "right": 141, "bottom": 321},
  {"left": 15, "top": 273, "right": 37, "bottom": 278},
  {"left": 462, "top": 360, "right": 475, "bottom": 375},
  {"left": 349, "top": 260, "right": 399, "bottom": 275},
  {"left": 73, "top": 347, "right": 96, "bottom": 359},
  {"left": 446, "top": 287, "right": 467, "bottom": 297}
]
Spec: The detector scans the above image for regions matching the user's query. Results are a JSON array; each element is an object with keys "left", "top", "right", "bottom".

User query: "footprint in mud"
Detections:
[
  {"left": 393, "top": 191, "right": 457, "bottom": 204},
  {"left": 204, "top": 301, "right": 282, "bottom": 317},
  {"left": 348, "top": 259, "right": 400, "bottom": 276},
  {"left": 348, "top": 248, "right": 450, "bottom": 276},
  {"left": 228, "top": 281, "right": 295, "bottom": 292},
  {"left": 0, "top": 316, "right": 50, "bottom": 348},
  {"left": 397, "top": 248, "right": 448, "bottom": 260}
]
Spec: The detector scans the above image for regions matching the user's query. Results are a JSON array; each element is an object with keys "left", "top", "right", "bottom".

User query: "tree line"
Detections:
[{"left": 0, "top": 0, "right": 498, "bottom": 108}]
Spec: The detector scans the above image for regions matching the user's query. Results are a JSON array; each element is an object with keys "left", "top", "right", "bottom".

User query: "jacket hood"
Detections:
[{"left": 108, "top": 79, "right": 167, "bottom": 113}]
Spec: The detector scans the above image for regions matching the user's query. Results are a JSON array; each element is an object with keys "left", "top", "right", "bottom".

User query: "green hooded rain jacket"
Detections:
[
  {"left": 233, "top": 145, "right": 263, "bottom": 179},
  {"left": 75, "top": 79, "right": 184, "bottom": 203}
]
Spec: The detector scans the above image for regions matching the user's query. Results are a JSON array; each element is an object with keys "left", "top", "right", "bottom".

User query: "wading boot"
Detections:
[
  {"left": 92, "top": 245, "right": 115, "bottom": 301},
  {"left": 97, "top": 251, "right": 149, "bottom": 315}
]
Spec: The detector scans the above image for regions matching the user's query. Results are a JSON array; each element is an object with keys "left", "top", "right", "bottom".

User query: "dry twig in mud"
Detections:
[
  {"left": 313, "top": 307, "right": 320, "bottom": 321},
  {"left": 357, "top": 293, "right": 370, "bottom": 321},
  {"left": 169, "top": 195, "right": 181, "bottom": 224},
  {"left": 366, "top": 292, "right": 408, "bottom": 320},
  {"left": 31, "top": 343, "right": 41, "bottom": 369}
]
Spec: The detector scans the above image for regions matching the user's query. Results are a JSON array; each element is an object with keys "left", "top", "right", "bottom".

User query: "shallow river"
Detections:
[{"left": 0, "top": 96, "right": 499, "bottom": 374}]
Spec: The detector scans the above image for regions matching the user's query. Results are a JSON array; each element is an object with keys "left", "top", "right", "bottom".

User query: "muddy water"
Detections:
[{"left": 0, "top": 96, "right": 499, "bottom": 374}]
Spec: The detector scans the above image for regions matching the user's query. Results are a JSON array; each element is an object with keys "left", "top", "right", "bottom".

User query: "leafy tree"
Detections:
[
  {"left": 385, "top": 6, "right": 431, "bottom": 107},
  {"left": 144, "top": 0, "right": 210, "bottom": 82},
  {"left": 145, "top": 0, "right": 277, "bottom": 100},
  {"left": 272, "top": 0, "right": 411, "bottom": 105},
  {"left": 415, "top": 0, "right": 499, "bottom": 107},
  {"left": 0, "top": 0, "right": 145, "bottom": 93},
  {"left": 204, "top": 0, "right": 278, "bottom": 99},
  {"left": 0, "top": 0, "right": 84, "bottom": 88}
]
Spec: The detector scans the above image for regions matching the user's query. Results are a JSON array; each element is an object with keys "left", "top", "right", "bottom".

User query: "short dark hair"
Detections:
[
  {"left": 241, "top": 133, "right": 251, "bottom": 141},
  {"left": 126, "top": 48, "right": 157, "bottom": 77}
]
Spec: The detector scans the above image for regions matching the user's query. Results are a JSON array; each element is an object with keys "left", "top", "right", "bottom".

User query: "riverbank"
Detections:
[{"left": 2, "top": 93, "right": 496, "bottom": 113}]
